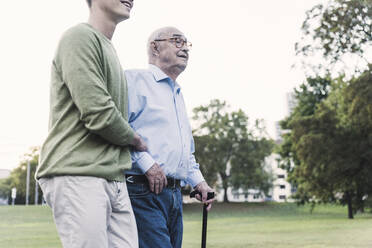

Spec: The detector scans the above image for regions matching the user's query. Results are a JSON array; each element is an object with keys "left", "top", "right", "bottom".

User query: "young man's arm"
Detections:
[{"left": 56, "top": 28, "right": 144, "bottom": 149}]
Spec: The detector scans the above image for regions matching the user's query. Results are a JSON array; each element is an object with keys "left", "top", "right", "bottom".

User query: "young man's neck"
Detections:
[{"left": 88, "top": 12, "right": 117, "bottom": 40}]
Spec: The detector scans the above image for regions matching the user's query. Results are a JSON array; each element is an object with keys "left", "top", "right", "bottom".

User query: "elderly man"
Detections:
[
  {"left": 125, "top": 26, "right": 215, "bottom": 248},
  {"left": 35, "top": 0, "right": 146, "bottom": 247}
]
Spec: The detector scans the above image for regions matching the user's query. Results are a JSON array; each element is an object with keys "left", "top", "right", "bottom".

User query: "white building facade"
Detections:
[
  {"left": 265, "top": 154, "right": 294, "bottom": 202},
  {"left": 212, "top": 153, "right": 294, "bottom": 203}
]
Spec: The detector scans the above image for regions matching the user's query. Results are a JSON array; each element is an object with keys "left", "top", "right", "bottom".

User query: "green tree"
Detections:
[
  {"left": 6, "top": 147, "right": 42, "bottom": 205},
  {"left": 335, "top": 67, "right": 372, "bottom": 216},
  {"left": 0, "top": 178, "right": 11, "bottom": 202},
  {"left": 192, "top": 99, "right": 273, "bottom": 202},
  {"left": 296, "top": 0, "right": 371, "bottom": 75},
  {"left": 278, "top": 0, "right": 372, "bottom": 218},
  {"left": 278, "top": 76, "right": 332, "bottom": 175},
  {"left": 287, "top": 84, "right": 345, "bottom": 209},
  {"left": 283, "top": 68, "right": 372, "bottom": 219},
  {"left": 230, "top": 137, "right": 273, "bottom": 195}
]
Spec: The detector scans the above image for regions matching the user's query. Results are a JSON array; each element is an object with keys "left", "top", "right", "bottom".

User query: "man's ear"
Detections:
[{"left": 151, "top": 41, "right": 159, "bottom": 56}]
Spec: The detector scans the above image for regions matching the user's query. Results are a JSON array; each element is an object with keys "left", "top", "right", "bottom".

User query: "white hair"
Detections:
[{"left": 147, "top": 27, "right": 180, "bottom": 61}]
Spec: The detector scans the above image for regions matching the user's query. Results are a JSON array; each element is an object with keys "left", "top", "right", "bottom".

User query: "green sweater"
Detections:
[{"left": 36, "top": 23, "right": 135, "bottom": 182}]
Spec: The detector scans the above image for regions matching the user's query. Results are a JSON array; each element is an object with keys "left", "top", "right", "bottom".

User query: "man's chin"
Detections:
[
  {"left": 178, "top": 62, "right": 188, "bottom": 70},
  {"left": 177, "top": 64, "right": 187, "bottom": 72},
  {"left": 116, "top": 11, "right": 130, "bottom": 23}
]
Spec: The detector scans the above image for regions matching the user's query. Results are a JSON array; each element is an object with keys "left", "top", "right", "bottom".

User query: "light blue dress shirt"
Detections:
[{"left": 125, "top": 64, "right": 205, "bottom": 187}]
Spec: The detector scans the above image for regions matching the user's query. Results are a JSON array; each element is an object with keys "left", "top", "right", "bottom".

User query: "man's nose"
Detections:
[{"left": 182, "top": 46, "right": 189, "bottom": 53}]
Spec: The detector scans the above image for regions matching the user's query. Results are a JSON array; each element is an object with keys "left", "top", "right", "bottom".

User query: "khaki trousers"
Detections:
[{"left": 39, "top": 176, "right": 138, "bottom": 248}]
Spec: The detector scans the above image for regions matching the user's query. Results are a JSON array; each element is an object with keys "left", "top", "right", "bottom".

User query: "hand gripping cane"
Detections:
[{"left": 190, "top": 190, "right": 215, "bottom": 248}]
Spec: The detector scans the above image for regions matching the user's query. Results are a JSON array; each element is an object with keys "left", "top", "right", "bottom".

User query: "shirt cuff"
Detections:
[
  {"left": 136, "top": 152, "right": 156, "bottom": 174},
  {"left": 187, "top": 170, "right": 205, "bottom": 188}
]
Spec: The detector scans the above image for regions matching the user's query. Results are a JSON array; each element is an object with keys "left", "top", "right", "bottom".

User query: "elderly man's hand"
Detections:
[
  {"left": 145, "top": 163, "right": 167, "bottom": 194},
  {"left": 194, "top": 181, "right": 215, "bottom": 211},
  {"left": 131, "top": 133, "right": 148, "bottom": 151}
]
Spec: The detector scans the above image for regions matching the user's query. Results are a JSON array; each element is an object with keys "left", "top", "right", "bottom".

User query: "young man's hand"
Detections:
[{"left": 131, "top": 133, "right": 148, "bottom": 151}]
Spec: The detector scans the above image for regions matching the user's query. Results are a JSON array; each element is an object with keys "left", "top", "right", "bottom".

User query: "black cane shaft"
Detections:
[
  {"left": 201, "top": 204, "right": 208, "bottom": 248},
  {"left": 189, "top": 191, "right": 214, "bottom": 248}
]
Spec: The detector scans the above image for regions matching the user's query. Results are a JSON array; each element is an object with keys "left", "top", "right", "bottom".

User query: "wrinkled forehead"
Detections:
[{"left": 161, "top": 29, "right": 187, "bottom": 40}]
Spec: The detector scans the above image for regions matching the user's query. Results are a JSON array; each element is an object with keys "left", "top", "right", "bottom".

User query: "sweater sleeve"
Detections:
[{"left": 56, "top": 27, "right": 135, "bottom": 146}]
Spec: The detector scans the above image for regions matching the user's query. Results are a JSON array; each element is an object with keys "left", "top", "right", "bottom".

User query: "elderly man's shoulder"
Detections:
[
  {"left": 125, "top": 68, "right": 151, "bottom": 74},
  {"left": 125, "top": 68, "right": 154, "bottom": 85},
  {"left": 125, "top": 68, "right": 153, "bottom": 78}
]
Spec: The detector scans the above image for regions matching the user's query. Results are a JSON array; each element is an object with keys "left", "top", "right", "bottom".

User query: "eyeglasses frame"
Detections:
[{"left": 153, "top": 37, "right": 192, "bottom": 49}]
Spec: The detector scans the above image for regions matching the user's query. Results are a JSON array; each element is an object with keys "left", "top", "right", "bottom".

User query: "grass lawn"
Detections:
[{"left": 0, "top": 203, "right": 371, "bottom": 248}]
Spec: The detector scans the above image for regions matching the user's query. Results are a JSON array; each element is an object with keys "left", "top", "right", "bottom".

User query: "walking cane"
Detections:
[{"left": 190, "top": 190, "right": 215, "bottom": 248}]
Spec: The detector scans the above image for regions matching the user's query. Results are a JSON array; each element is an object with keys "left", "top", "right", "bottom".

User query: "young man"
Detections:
[
  {"left": 125, "top": 26, "right": 215, "bottom": 248},
  {"left": 35, "top": 0, "right": 145, "bottom": 247}
]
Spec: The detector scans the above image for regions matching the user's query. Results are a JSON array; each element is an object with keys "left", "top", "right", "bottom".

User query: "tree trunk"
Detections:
[
  {"left": 219, "top": 172, "right": 229, "bottom": 203},
  {"left": 346, "top": 191, "right": 354, "bottom": 219},
  {"left": 223, "top": 186, "right": 229, "bottom": 203}
]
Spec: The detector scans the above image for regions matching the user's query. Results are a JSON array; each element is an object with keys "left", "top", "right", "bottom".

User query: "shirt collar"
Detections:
[
  {"left": 148, "top": 64, "right": 169, "bottom": 82},
  {"left": 148, "top": 64, "right": 181, "bottom": 94}
]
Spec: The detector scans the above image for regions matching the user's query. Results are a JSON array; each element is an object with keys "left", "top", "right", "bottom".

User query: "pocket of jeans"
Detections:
[
  {"left": 127, "top": 183, "right": 151, "bottom": 198},
  {"left": 37, "top": 178, "right": 53, "bottom": 207},
  {"left": 38, "top": 178, "right": 48, "bottom": 188}
]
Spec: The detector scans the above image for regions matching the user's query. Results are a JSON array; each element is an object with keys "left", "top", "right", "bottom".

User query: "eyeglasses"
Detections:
[{"left": 153, "top": 37, "right": 192, "bottom": 49}]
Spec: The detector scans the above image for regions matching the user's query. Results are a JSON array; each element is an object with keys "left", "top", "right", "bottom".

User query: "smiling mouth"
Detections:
[
  {"left": 178, "top": 54, "right": 188, "bottom": 60},
  {"left": 120, "top": 0, "right": 132, "bottom": 9}
]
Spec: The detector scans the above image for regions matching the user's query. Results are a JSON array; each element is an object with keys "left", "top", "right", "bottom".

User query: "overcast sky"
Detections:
[{"left": 0, "top": 0, "right": 326, "bottom": 170}]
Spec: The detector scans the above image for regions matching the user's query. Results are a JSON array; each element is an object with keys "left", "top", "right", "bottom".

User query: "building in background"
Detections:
[
  {"left": 286, "top": 92, "right": 297, "bottom": 116},
  {"left": 265, "top": 154, "right": 294, "bottom": 202},
  {"left": 275, "top": 121, "right": 283, "bottom": 143},
  {"left": 268, "top": 91, "right": 297, "bottom": 202},
  {"left": 215, "top": 92, "right": 297, "bottom": 203},
  {"left": 213, "top": 153, "right": 294, "bottom": 203}
]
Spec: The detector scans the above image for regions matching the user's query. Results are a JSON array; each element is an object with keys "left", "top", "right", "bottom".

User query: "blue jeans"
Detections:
[{"left": 127, "top": 182, "right": 183, "bottom": 248}]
